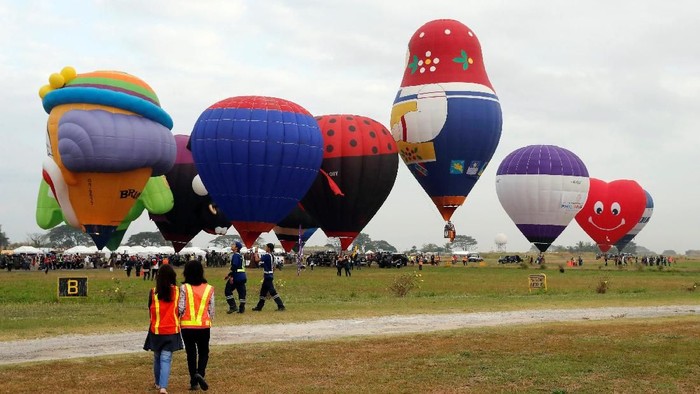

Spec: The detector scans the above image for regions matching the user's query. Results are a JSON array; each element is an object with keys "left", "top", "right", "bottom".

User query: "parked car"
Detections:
[
  {"left": 498, "top": 255, "right": 523, "bottom": 264},
  {"left": 306, "top": 251, "right": 338, "bottom": 267},
  {"left": 467, "top": 253, "right": 483, "bottom": 262},
  {"left": 374, "top": 252, "right": 408, "bottom": 268}
]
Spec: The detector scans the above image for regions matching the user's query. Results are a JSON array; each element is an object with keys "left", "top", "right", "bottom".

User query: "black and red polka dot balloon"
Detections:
[{"left": 301, "top": 114, "right": 399, "bottom": 250}]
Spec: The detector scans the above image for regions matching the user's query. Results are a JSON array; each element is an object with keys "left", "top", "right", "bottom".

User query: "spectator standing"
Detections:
[
  {"left": 225, "top": 242, "right": 247, "bottom": 314},
  {"left": 143, "top": 259, "right": 151, "bottom": 281},
  {"left": 252, "top": 243, "right": 286, "bottom": 311},
  {"left": 179, "top": 260, "right": 213, "bottom": 391},
  {"left": 151, "top": 258, "right": 159, "bottom": 281},
  {"left": 143, "top": 264, "right": 182, "bottom": 394}
]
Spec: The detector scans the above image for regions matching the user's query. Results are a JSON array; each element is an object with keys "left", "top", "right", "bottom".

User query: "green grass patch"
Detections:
[{"left": 1, "top": 261, "right": 699, "bottom": 340}]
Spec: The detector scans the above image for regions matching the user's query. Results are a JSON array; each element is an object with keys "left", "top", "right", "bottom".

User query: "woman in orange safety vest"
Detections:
[
  {"left": 179, "top": 260, "right": 214, "bottom": 391},
  {"left": 143, "top": 264, "right": 183, "bottom": 394}
]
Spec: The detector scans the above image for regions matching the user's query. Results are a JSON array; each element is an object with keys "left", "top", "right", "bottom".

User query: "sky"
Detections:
[{"left": 1, "top": 1, "right": 698, "bottom": 254}]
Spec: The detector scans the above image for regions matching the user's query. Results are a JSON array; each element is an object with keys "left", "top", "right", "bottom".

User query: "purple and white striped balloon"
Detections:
[{"left": 495, "top": 145, "right": 589, "bottom": 252}]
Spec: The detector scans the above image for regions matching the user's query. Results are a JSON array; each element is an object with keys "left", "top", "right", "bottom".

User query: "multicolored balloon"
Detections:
[
  {"left": 496, "top": 145, "right": 590, "bottom": 252},
  {"left": 39, "top": 67, "right": 176, "bottom": 248},
  {"left": 614, "top": 189, "right": 653, "bottom": 252},
  {"left": 189, "top": 96, "right": 324, "bottom": 247},
  {"left": 301, "top": 114, "right": 398, "bottom": 250},
  {"left": 149, "top": 135, "right": 230, "bottom": 252},
  {"left": 575, "top": 178, "right": 647, "bottom": 253},
  {"left": 390, "top": 19, "right": 502, "bottom": 224},
  {"left": 36, "top": 175, "right": 174, "bottom": 251},
  {"left": 273, "top": 204, "right": 319, "bottom": 253}
]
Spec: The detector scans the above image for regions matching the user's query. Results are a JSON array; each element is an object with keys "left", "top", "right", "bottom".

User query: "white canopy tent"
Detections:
[
  {"left": 179, "top": 247, "right": 206, "bottom": 257},
  {"left": 12, "top": 245, "right": 44, "bottom": 255}
]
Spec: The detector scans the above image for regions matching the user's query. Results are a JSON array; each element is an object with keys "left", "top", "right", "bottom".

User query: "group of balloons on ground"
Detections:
[{"left": 33, "top": 19, "right": 651, "bottom": 255}]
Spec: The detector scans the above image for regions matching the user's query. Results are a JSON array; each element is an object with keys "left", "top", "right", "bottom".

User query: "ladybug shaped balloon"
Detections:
[
  {"left": 575, "top": 178, "right": 646, "bottom": 252},
  {"left": 301, "top": 114, "right": 398, "bottom": 250}
]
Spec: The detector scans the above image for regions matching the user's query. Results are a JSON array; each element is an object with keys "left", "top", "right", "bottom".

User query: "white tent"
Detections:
[
  {"left": 130, "top": 246, "right": 147, "bottom": 256},
  {"left": 179, "top": 247, "right": 206, "bottom": 257},
  {"left": 158, "top": 246, "right": 175, "bottom": 255},
  {"left": 12, "top": 245, "right": 44, "bottom": 255},
  {"left": 114, "top": 245, "right": 132, "bottom": 255},
  {"left": 143, "top": 246, "right": 162, "bottom": 255},
  {"left": 62, "top": 245, "right": 92, "bottom": 255}
]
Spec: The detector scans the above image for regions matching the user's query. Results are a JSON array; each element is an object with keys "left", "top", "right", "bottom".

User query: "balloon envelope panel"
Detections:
[{"left": 614, "top": 189, "right": 653, "bottom": 252}]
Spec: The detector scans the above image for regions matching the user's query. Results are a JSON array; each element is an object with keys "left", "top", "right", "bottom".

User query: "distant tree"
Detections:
[
  {"left": 661, "top": 249, "right": 677, "bottom": 256},
  {"left": 443, "top": 242, "right": 453, "bottom": 253},
  {"left": 353, "top": 233, "right": 372, "bottom": 252},
  {"left": 369, "top": 239, "right": 397, "bottom": 253},
  {"left": 43, "top": 225, "right": 92, "bottom": 249},
  {"left": 209, "top": 234, "right": 243, "bottom": 248},
  {"left": 685, "top": 250, "right": 700, "bottom": 257},
  {"left": 408, "top": 245, "right": 418, "bottom": 254},
  {"left": 421, "top": 243, "right": 442, "bottom": 253},
  {"left": 618, "top": 241, "right": 637, "bottom": 254},
  {"left": 126, "top": 231, "right": 168, "bottom": 247},
  {"left": 26, "top": 232, "right": 47, "bottom": 247},
  {"left": 0, "top": 225, "right": 9, "bottom": 250},
  {"left": 452, "top": 235, "right": 477, "bottom": 251},
  {"left": 325, "top": 238, "right": 341, "bottom": 250},
  {"left": 635, "top": 245, "right": 653, "bottom": 255}
]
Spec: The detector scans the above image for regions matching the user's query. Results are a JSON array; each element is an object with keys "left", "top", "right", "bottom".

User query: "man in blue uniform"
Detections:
[
  {"left": 252, "top": 243, "right": 285, "bottom": 311},
  {"left": 225, "top": 242, "right": 247, "bottom": 314}
]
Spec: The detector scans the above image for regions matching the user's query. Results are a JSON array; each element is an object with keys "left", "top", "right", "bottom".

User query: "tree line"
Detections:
[{"left": 0, "top": 224, "right": 691, "bottom": 256}]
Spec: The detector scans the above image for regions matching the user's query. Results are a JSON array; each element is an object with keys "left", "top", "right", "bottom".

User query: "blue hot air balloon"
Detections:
[
  {"left": 495, "top": 145, "right": 590, "bottom": 252},
  {"left": 189, "top": 96, "right": 324, "bottom": 247},
  {"left": 614, "top": 189, "right": 654, "bottom": 252}
]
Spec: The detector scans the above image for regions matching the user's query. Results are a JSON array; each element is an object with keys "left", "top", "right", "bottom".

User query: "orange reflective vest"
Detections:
[
  {"left": 180, "top": 283, "right": 214, "bottom": 329},
  {"left": 149, "top": 286, "right": 180, "bottom": 335}
]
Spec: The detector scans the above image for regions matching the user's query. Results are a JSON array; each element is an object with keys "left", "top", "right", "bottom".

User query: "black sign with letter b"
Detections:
[{"left": 58, "top": 277, "right": 88, "bottom": 297}]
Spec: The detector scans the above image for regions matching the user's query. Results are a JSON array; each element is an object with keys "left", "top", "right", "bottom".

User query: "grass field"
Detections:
[{"left": 1, "top": 254, "right": 699, "bottom": 392}]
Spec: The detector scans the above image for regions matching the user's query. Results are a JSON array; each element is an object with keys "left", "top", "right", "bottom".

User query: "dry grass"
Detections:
[{"left": 1, "top": 317, "right": 698, "bottom": 393}]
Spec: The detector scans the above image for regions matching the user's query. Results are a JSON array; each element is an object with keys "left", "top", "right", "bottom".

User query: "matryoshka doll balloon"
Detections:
[{"left": 390, "top": 19, "right": 502, "bottom": 239}]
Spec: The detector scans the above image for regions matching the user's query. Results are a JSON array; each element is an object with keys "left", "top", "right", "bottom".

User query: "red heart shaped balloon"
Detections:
[{"left": 575, "top": 178, "right": 646, "bottom": 252}]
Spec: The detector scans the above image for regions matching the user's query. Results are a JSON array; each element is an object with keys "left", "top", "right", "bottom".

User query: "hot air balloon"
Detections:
[
  {"left": 39, "top": 66, "right": 176, "bottom": 248},
  {"left": 614, "top": 189, "right": 653, "bottom": 252},
  {"left": 149, "top": 135, "right": 231, "bottom": 252},
  {"left": 273, "top": 204, "right": 319, "bottom": 253},
  {"left": 36, "top": 175, "right": 174, "bottom": 250},
  {"left": 390, "top": 19, "right": 502, "bottom": 238},
  {"left": 189, "top": 96, "right": 324, "bottom": 247},
  {"left": 300, "top": 114, "right": 398, "bottom": 250},
  {"left": 575, "top": 178, "right": 646, "bottom": 253},
  {"left": 495, "top": 145, "right": 590, "bottom": 252}
]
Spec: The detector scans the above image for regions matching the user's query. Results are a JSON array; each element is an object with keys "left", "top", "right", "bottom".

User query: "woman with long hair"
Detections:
[
  {"left": 179, "top": 260, "right": 214, "bottom": 391},
  {"left": 143, "top": 264, "right": 183, "bottom": 394}
]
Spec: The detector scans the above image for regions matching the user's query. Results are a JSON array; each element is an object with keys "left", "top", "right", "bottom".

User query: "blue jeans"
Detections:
[{"left": 153, "top": 350, "right": 173, "bottom": 389}]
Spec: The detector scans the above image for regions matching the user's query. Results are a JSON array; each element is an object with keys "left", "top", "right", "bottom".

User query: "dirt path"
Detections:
[{"left": 2, "top": 305, "right": 697, "bottom": 366}]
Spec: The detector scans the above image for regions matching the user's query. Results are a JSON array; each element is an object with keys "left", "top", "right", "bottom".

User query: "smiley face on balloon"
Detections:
[{"left": 575, "top": 178, "right": 646, "bottom": 252}]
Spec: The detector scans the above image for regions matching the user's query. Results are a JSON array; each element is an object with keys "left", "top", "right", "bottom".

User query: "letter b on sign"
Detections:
[{"left": 58, "top": 277, "right": 88, "bottom": 297}]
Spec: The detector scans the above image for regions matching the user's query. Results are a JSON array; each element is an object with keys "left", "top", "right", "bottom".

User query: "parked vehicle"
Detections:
[
  {"left": 467, "top": 253, "right": 483, "bottom": 262},
  {"left": 374, "top": 252, "right": 408, "bottom": 268},
  {"left": 306, "top": 251, "right": 338, "bottom": 267},
  {"left": 498, "top": 255, "right": 523, "bottom": 264}
]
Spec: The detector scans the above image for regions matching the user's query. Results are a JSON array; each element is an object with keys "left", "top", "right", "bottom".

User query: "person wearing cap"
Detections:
[
  {"left": 252, "top": 243, "right": 286, "bottom": 311},
  {"left": 224, "top": 241, "right": 247, "bottom": 314}
]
